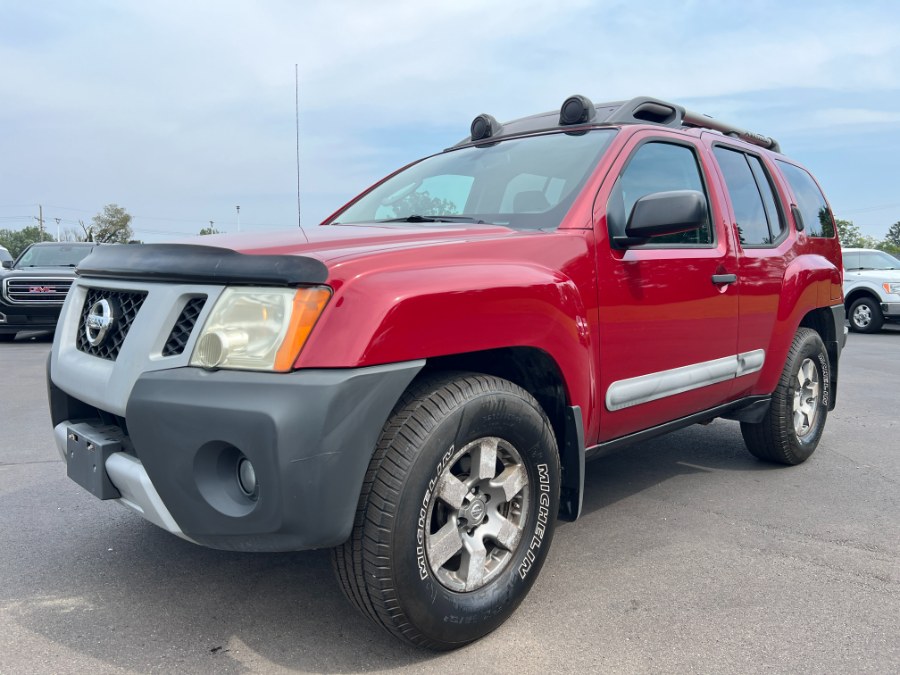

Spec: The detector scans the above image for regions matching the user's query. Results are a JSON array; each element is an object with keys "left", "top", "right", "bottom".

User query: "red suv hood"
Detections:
[{"left": 196, "top": 223, "right": 525, "bottom": 264}]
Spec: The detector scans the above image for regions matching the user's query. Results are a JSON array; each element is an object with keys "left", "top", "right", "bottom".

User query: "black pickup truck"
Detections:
[{"left": 0, "top": 242, "right": 96, "bottom": 341}]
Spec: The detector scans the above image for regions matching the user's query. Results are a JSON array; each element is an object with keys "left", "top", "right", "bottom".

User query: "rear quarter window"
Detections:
[{"left": 776, "top": 161, "right": 835, "bottom": 238}]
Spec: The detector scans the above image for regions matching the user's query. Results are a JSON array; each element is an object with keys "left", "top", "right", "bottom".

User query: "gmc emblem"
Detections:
[{"left": 29, "top": 286, "right": 54, "bottom": 293}]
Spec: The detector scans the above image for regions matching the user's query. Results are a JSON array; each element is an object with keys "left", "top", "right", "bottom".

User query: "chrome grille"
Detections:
[
  {"left": 162, "top": 296, "right": 207, "bottom": 356},
  {"left": 2, "top": 277, "right": 73, "bottom": 305},
  {"left": 76, "top": 288, "right": 147, "bottom": 361}
]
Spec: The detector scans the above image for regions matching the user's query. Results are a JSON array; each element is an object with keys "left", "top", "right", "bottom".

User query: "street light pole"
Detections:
[{"left": 236, "top": 205, "right": 241, "bottom": 232}]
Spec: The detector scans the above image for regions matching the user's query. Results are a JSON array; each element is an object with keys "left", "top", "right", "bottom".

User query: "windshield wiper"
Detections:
[{"left": 378, "top": 214, "right": 487, "bottom": 224}]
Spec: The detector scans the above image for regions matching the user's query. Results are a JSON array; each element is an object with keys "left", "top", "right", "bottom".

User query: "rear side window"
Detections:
[
  {"left": 713, "top": 147, "right": 785, "bottom": 246},
  {"left": 776, "top": 161, "right": 835, "bottom": 238},
  {"left": 607, "top": 141, "right": 713, "bottom": 246}
]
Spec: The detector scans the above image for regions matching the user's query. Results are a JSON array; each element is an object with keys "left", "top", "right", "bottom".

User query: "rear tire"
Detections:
[
  {"left": 848, "top": 296, "right": 883, "bottom": 333},
  {"left": 332, "top": 372, "right": 560, "bottom": 650},
  {"left": 741, "top": 328, "right": 830, "bottom": 465}
]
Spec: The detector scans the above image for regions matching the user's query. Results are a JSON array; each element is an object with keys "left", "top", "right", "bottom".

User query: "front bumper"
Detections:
[
  {"left": 50, "top": 361, "right": 424, "bottom": 551},
  {"left": 883, "top": 302, "right": 900, "bottom": 318},
  {"left": 0, "top": 304, "right": 61, "bottom": 333}
]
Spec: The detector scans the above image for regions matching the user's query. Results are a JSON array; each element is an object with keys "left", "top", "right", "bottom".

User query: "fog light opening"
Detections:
[{"left": 236, "top": 457, "right": 258, "bottom": 500}]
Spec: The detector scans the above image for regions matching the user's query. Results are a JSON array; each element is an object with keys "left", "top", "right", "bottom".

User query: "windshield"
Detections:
[
  {"left": 15, "top": 245, "right": 94, "bottom": 268},
  {"left": 844, "top": 250, "right": 899, "bottom": 271},
  {"left": 332, "top": 129, "right": 617, "bottom": 230}
]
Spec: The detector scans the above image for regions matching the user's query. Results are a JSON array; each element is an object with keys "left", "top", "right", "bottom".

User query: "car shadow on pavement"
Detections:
[{"left": 575, "top": 419, "right": 780, "bottom": 518}]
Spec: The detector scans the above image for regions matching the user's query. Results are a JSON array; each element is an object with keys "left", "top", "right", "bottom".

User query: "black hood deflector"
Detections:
[{"left": 76, "top": 244, "right": 328, "bottom": 286}]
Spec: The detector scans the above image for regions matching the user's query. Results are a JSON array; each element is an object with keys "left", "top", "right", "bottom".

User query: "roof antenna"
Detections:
[{"left": 295, "top": 63, "right": 309, "bottom": 242}]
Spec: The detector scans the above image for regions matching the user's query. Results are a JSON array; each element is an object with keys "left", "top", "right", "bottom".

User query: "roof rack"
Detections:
[
  {"left": 454, "top": 95, "right": 781, "bottom": 153},
  {"left": 603, "top": 96, "right": 781, "bottom": 152}
]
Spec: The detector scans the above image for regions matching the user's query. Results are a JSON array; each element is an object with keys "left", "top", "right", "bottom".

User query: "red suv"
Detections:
[{"left": 48, "top": 95, "right": 845, "bottom": 649}]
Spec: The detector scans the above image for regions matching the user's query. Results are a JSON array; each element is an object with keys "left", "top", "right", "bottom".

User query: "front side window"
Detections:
[
  {"left": 607, "top": 141, "right": 712, "bottom": 246},
  {"left": 334, "top": 130, "right": 617, "bottom": 230},
  {"left": 777, "top": 161, "right": 835, "bottom": 238}
]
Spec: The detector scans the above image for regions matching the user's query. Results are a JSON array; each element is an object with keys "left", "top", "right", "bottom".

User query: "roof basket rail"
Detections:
[{"left": 606, "top": 96, "right": 781, "bottom": 153}]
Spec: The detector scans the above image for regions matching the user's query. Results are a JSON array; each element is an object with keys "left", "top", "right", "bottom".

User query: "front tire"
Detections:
[
  {"left": 848, "top": 296, "right": 883, "bottom": 333},
  {"left": 332, "top": 373, "right": 560, "bottom": 650},
  {"left": 741, "top": 328, "right": 830, "bottom": 465}
]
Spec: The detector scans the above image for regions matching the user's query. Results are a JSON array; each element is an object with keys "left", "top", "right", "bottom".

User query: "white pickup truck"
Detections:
[{"left": 842, "top": 247, "right": 900, "bottom": 332}]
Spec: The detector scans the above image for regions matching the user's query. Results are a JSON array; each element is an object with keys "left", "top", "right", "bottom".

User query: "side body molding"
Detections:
[{"left": 606, "top": 350, "right": 765, "bottom": 411}]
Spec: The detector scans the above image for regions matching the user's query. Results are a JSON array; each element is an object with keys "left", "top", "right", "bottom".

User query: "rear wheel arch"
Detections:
[{"left": 798, "top": 306, "right": 842, "bottom": 410}]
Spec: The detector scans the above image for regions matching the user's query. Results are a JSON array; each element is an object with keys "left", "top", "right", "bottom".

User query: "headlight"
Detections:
[
  {"left": 883, "top": 282, "right": 900, "bottom": 295},
  {"left": 190, "top": 286, "right": 331, "bottom": 372}
]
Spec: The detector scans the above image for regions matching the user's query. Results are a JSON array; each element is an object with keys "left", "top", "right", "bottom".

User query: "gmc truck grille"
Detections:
[
  {"left": 76, "top": 288, "right": 148, "bottom": 361},
  {"left": 162, "top": 296, "right": 207, "bottom": 356},
  {"left": 2, "top": 277, "right": 73, "bottom": 305}
]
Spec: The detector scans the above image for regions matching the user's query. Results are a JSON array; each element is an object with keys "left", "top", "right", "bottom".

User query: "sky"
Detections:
[{"left": 1, "top": 0, "right": 899, "bottom": 242}]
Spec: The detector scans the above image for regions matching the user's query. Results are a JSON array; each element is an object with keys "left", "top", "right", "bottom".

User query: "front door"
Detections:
[{"left": 593, "top": 132, "right": 741, "bottom": 442}]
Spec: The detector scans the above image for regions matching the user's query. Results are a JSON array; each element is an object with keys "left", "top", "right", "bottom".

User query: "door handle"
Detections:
[{"left": 712, "top": 273, "right": 737, "bottom": 285}]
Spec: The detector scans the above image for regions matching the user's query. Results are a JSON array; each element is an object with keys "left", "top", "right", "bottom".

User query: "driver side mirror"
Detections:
[
  {"left": 1, "top": 260, "right": 12, "bottom": 269},
  {"left": 612, "top": 190, "right": 708, "bottom": 248}
]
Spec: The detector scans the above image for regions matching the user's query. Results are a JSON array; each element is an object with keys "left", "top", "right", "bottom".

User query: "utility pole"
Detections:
[
  {"left": 236, "top": 205, "right": 241, "bottom": 232},
  {"left": 55, "top": 217, "right": 61, "bottom": 242},
  {"left": 35, "top": 204, "right": 44, "bottom": 238}
]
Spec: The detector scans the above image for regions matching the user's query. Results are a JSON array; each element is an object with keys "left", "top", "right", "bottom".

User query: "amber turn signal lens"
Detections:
[{"left": 273, "top": 287, "right": 332, "bottom": 371}]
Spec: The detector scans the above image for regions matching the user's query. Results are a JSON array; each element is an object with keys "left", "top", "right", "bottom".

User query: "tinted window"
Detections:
[
  {"left": 842, "top": 251, "right": 859, "bottom": 270},
  {"left": 713, "top": 147, "right": 785, "bottom": 246},
  {"left": 607, "top": 142, "right": 712, "bottom": 245},
  {"left": 747, "top": 156, "right": 785, "bottom": 240},
  {"left": 777, "top": 161, "right": 834, "bottom": 238}
]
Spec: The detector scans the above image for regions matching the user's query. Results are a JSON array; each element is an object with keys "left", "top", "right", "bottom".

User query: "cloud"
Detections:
[{"left": 1, "top": 0, "right": 899, "bottom": 238}]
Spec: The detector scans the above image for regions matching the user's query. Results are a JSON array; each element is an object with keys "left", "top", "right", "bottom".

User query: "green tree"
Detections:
[
  {"left": 879, "top": 221, "right": 900, "bottom": 255},
  {"left": 0, "top": 225, "right": 55, "bottom": 258},
  {"left": 89, "top": 204, "right": 134, "bottom": 244},
  {"left": 199, "top": 226, "right": 221, "bottom": 236},
  {"left": 835, "top": 218, "right": 877, "bottom": 248}
]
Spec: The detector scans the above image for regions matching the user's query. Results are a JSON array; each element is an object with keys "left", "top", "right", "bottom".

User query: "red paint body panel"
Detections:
[
  {"left": 296, "top": 230, "right": 599, "bottom": 429},
  {"left": 211, "top": 123, "right": 842, "bottom": 448}
]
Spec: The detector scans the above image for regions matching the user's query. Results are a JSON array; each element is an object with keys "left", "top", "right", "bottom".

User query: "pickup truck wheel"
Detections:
[
  {"left": 332, "top": 372, "right": 560, "bottom": 650},
  {"left": 740, "top": 328, "right": 829, "bottom": 465},
  {"left": 848, "top": 296, "right": 883, "bottom": 333}
]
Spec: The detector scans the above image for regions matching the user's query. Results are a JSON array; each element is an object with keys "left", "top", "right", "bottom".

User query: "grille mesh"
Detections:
[
  {"left": 162, "top": 296, "right": 207, "bottom": 356},
  {"left": 76, "top": 288, "right": 147, "bottom": 361}
]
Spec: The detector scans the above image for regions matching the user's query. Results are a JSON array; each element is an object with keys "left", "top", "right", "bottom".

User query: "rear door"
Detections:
[
  {"left": 593, "top": 131, "right": 740, "bottom": 442},
  {"left": 704, "top": 138, "right": 792, "bottom": 399}
]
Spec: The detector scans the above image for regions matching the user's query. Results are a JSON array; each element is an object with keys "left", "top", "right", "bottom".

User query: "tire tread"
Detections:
[{"left": 741, "top": 327, "right": 827, "bottom": 465}]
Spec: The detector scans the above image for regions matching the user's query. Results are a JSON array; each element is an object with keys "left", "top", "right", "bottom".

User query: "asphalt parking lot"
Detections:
[{"left": 1, "top": 328, "right": 898, "bottom": 674}]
